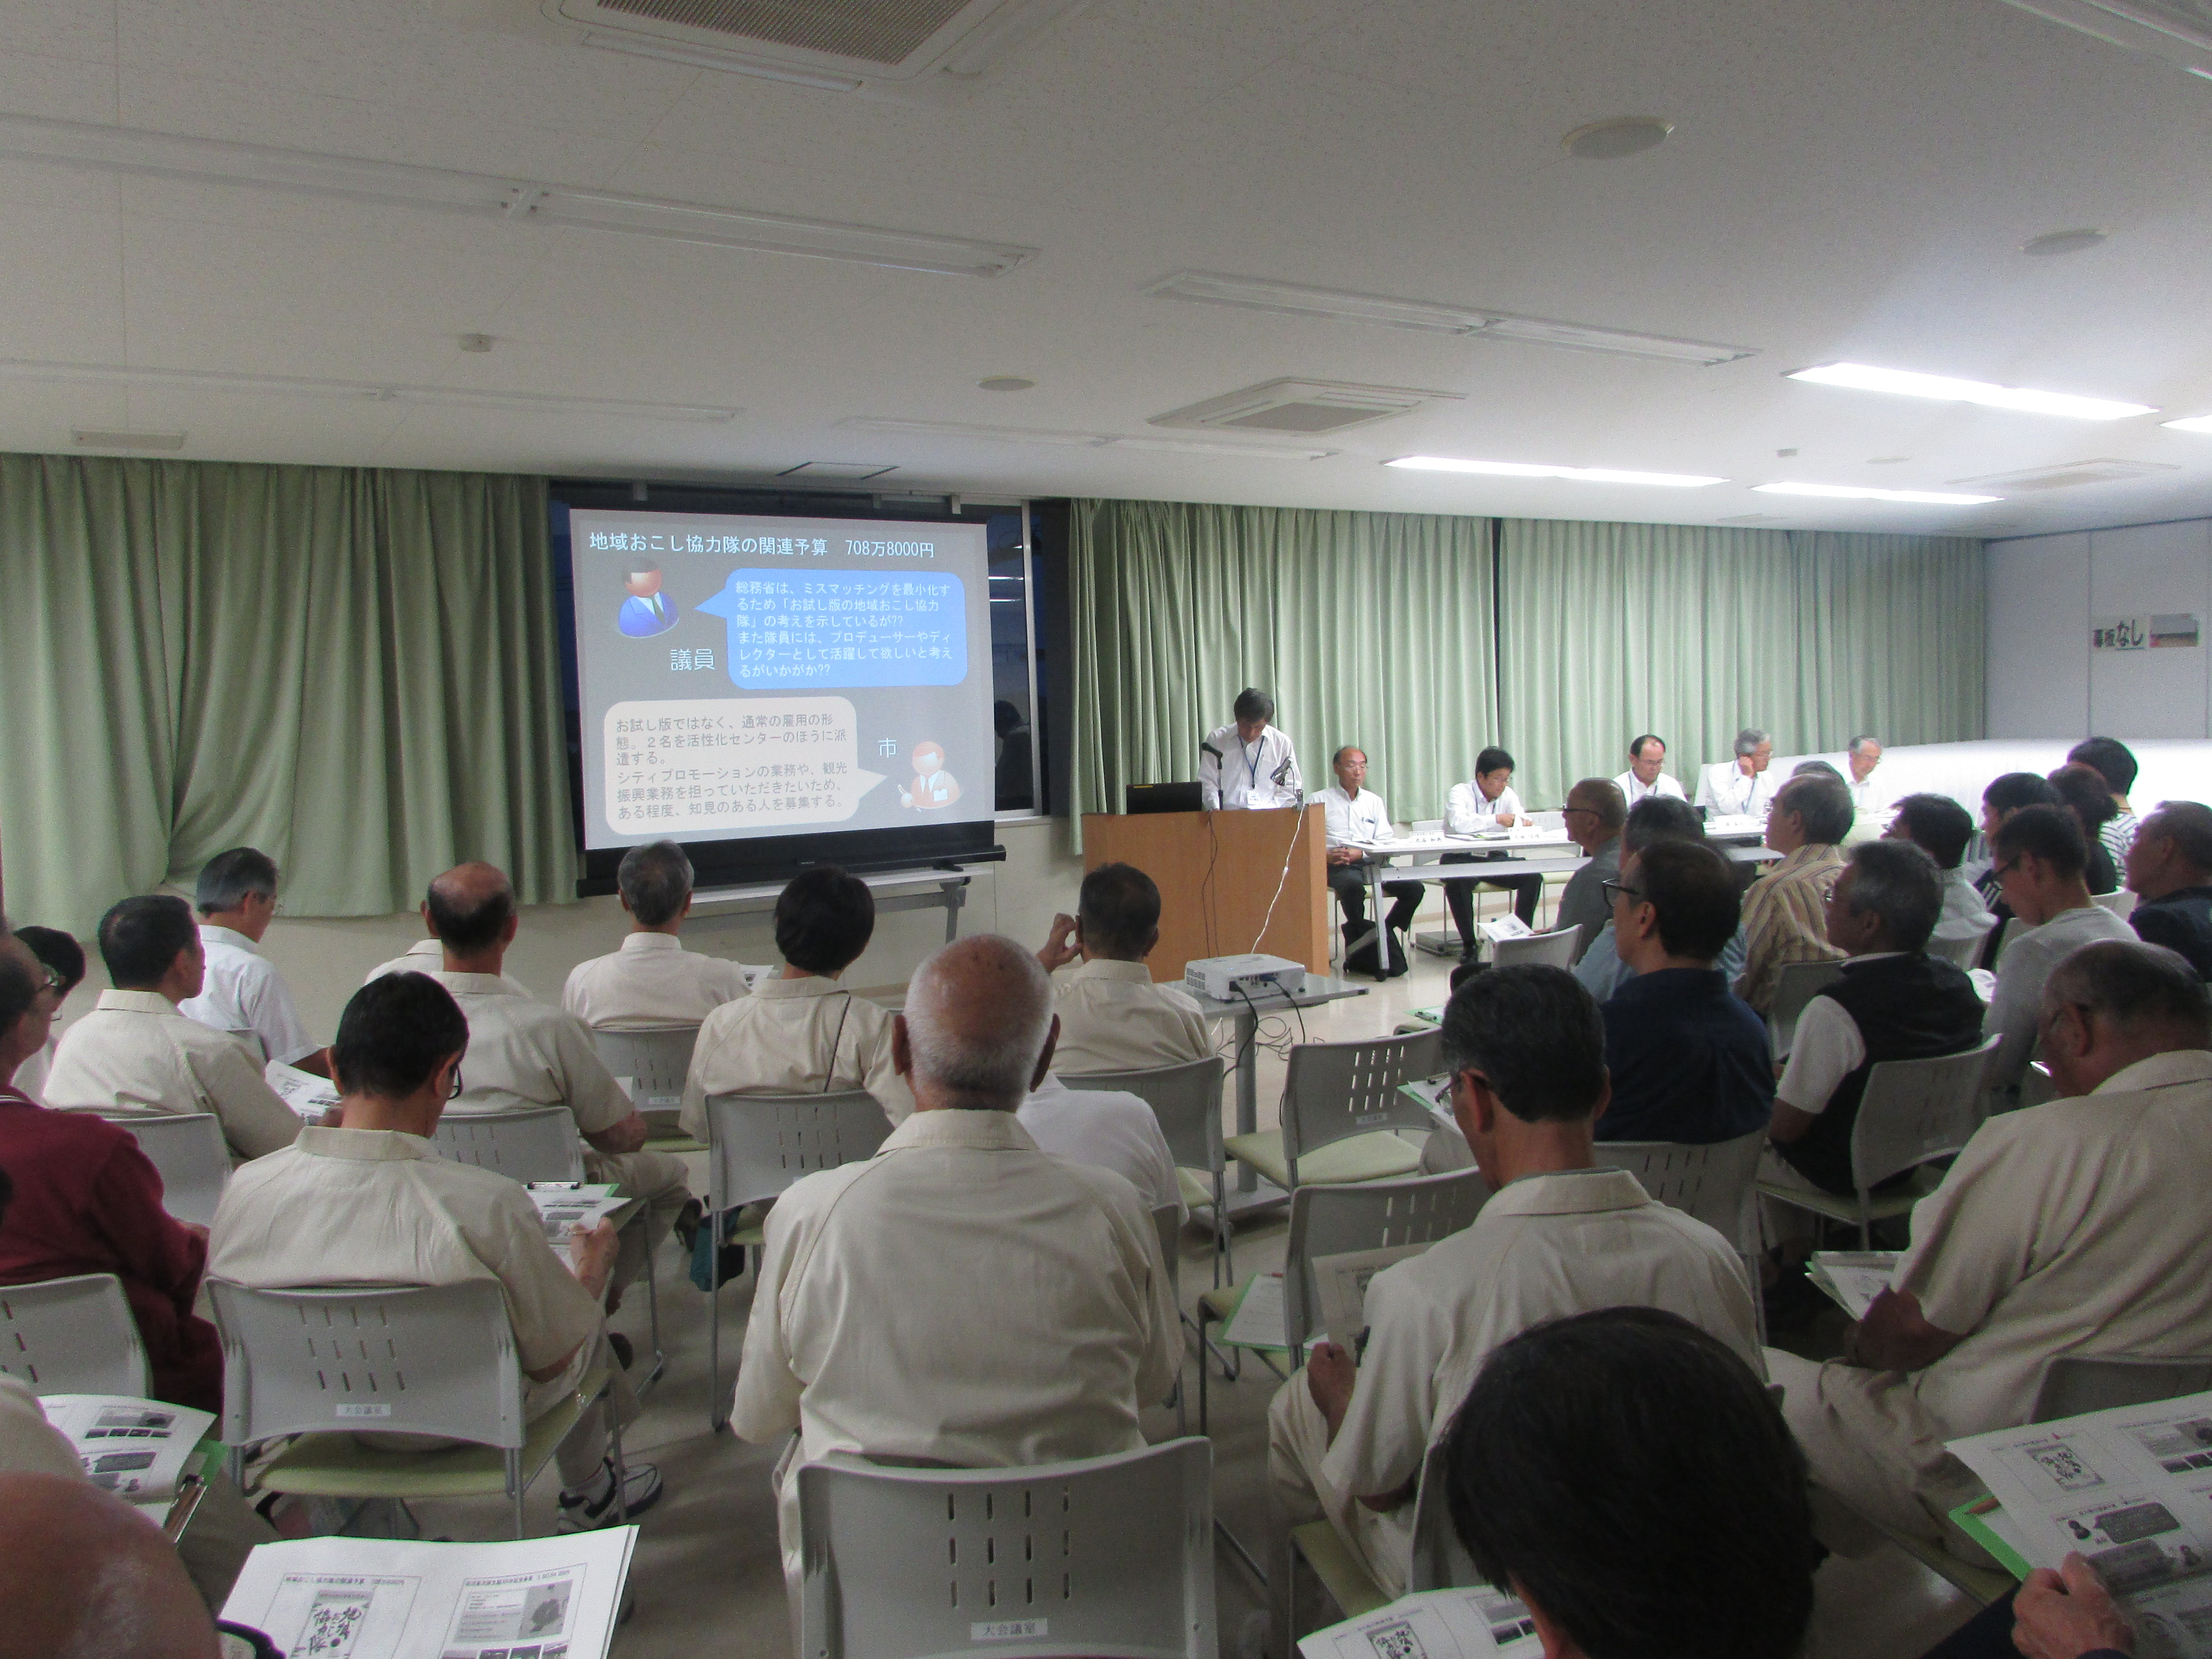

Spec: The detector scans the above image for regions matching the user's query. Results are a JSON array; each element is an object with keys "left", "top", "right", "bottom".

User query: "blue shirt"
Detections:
[{"left": 1598, "top": 968, "right": 1773, "bottom": 1146}]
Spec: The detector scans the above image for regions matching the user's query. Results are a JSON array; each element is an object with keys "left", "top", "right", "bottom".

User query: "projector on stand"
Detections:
[{"left": 1184, "top": 953, "right": 1307, "bottom": 1002}]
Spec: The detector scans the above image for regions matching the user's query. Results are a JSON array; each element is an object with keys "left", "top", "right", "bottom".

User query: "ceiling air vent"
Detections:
[
  {"left": 1150, "top": 379, "right": 1464, "bottom": 436},
  {"left": 1948, "top": 457, "right": 2180, "bottom": 492},
  {"left": 1997, "top": 0, "right": 2212, "bottom": 79}
]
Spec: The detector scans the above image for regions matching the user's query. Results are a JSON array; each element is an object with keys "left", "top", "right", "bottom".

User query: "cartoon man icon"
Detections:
[
  {"left": 617, "top": 565, "right": 678, "bottom": 638},
  {"left": 899, "top": 740, "right": 962, "bottom": 811}
]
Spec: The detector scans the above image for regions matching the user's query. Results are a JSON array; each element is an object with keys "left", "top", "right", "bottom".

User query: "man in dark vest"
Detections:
[{"left": 1766, "top": 840, "right": 1985, "bottom": 1195}]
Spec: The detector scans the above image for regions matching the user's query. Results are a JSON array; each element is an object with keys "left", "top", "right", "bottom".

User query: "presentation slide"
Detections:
[{"left": 571, "top": 510, "right": 994, "bottom": 852}]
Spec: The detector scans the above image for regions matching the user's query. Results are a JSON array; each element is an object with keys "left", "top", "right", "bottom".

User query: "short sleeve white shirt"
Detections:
[
  {"left": 1695, "top": 761, "right": 1778, "bottom": 818},
  {"left": 178, "top": 925, "right": 318, "bottom": 1066},
  {"left": 1018, "top": 1076, "right": 1184, "bottom": 1220},
  {"left": 561, "top": 932, "right": 753, "bottom": 1029},
  {"left": 367, "top": 939, "right": 530, "bottom": 996},
  {"left": 1613, "top": 769, "right": 1687, "bottom": 806}
]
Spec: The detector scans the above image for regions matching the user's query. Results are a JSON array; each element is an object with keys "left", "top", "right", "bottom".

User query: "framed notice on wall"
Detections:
[{"left": 2093, "top": 614, "right": 2201, "bottom": 651}]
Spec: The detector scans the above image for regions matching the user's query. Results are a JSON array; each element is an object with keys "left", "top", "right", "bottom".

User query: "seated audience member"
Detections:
[
  {"left": 1553, "top": 778, "right": 1626, "bottom": 962},
  {"left": 1766, "top": 841, "right": 1985, "bottom": 1195},
  {"left": 1018, "top": 1070, "right": 1184, "bottom": 1221},
  {"left": 1886, "top": 792, "right": 1994, "bottom": 952},
  {"left": 2068, "top": 734, "right": 2141, "bottom": 862},
  {"left": 2123, "top": 801, "right": 2212, "bottom": 978},
  {"left": 9, "top": 925, "right": 84, "bottom": 1102},
  {"left": 1441, "top": 1310, "right": 1815, "bottom": 1659},
  {"left": 1267, "top": 966, "right": 1761, "bottom": 1604},
  {"left": 1695, "top": 726, "right": 1778, "bottom": 818},
  {"left": 1599, "top": 838, "right": 1772, "bottom": 1145},
  {"left": 0, "top": 1473, "right": 223, "bottom": 1659},
  {"left": 680, "top": 866, "right": 910, "bottom": 1136},
  {"left": 1974, "top": 771, "right": 2063, "bottom": 962},
  {"left": 2048, "top": 763, "right": 2123, "bottom": 895},
  {"left": 731, "top": 934, "right": 1178, "bottom": 1580},
  {"left": 211, "top": 972, "right": 658, "bottom": 1527},
  {"left": 1771, "top": 941, "right": 2212, "bottom": 1551},
  {"left": 1319, "top": 747, "right": 1424, "bottom": 976},
  {"left": 1442, "top": 746, "right": 1543, "bottom": 949},
  {"left": 1035, "top": 863, "right": 1213, "bottom": 1072},
  {"left": 1984, "top": 807, "right": 2140, "bottom": 1097},
  {"left": 562, "top": 840, "right": 753, "bottom": 1028},
  {"left": 1613, "top": 733, "right": 1685, "bottom": 806},
  {"left": 175, "top": 848, "right": 322, "bottom": 1070},
  {"left": 43, "top": 896, "right": 300, "bottom": 1161},
  {"left": 0, "top": 934, "right": 223, "bottom": 1411},
  {"left": 1735, "top": 769, "right": 1854, "bottom": 1012},
  {"left": 1575, "top": 796, "right": 1749, "bottom": 1000}
]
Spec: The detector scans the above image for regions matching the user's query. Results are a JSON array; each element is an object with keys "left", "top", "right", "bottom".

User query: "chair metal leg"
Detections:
[
  {"left": 642, "top": 1239, "right": 665, "bottom": 1389},
  {"left": 607, "top": 1403, "right": 630, "bottom": 1524},
  {"left": 708, "top": 1214, "right": 728, "bottom": 1434},
  {"left": 508, "top": 1449, "right": 525, "bottom": 1539}
]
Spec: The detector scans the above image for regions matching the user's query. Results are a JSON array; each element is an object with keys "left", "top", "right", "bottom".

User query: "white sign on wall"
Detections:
[{"left": 2092, "top": 613, "right": 2200, "bottom": 651}]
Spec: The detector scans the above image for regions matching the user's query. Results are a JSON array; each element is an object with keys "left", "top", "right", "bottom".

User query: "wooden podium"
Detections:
[{"left": 1080, "top": 805, "right": 1328, "bottom": 983}]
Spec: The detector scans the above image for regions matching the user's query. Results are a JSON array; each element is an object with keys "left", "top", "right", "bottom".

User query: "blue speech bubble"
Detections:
[{"left": 694, "top": 568, "right": 968, "bottom": 690}]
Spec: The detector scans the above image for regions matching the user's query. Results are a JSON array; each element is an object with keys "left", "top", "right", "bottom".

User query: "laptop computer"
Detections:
[{"left": 1125, "top": 781, "right": 1204, "bottom": 815}]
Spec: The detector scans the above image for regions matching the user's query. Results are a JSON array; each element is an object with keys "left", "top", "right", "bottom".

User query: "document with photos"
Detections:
[
  {"left": 222, "top": 1529, "right": 637, "bottom": 1659},
  {"left": 1949, "top": 1389, "right": 2212, "bottom": 1657},
  {"left": 1806, "top": 1252, "right": 1900, "bottom": 1321},
  {"left": 1298, "top": 1586, "right": 1540, "bottom": 1659},
  {"left": 39, "top": 1395, "right": 215, "bottom": 1503},
  {"left": 525, "top": 1184, "right": 630, "bottom": 1247},
  {"left": 265, "top": 1060, "right": 340, "bottom": 1120}
]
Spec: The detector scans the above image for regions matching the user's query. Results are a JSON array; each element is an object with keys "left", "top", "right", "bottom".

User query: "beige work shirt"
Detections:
[
  {"left": 561, "top": 932, "right": 752, "bottom": 1030},
  {"left": 1048, "top": 958, "right": 1215, "bottom": 1075},
  {"left": 731, "top": 1108, "right": 1178, "bottom": 1471},
  {"left": 679, "top": 975, "right": 910, "bottom": 1139},
  {"left": 0, "top": 1374, "right": 84, "bottom": 1481},
  {"left": 423, "top": 973, "right": 632, "bottom": 1137},
  {"left": 42, "top": 990, "right": 302, "bottom": 1160},
  {"left": 1735, "top": 842, "right": 1847, "bottom": 1012},
  {"left": 366, "top": 940, "right": 529, "bottom": 996},
  {"left": 1325, "top": 1166, "right": 1763, "bottom": 1503},
  {"left": 208, "top": 1126, "right": 603, "bottom": 1375}
]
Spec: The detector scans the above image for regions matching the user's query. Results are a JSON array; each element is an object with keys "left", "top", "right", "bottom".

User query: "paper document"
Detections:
[
  {"left": 1806, "top": 1252, "right": 1900, "bottom": 1320},
  {"left": 1704, "top": 814, "right": 1766, "bottom": 836},
  {"left": 1949, "top": 1388, "right": 2212, "bottom": 1657},
  {"left": 526, "top": 1184, "right": 629, "bottom": 1248},
  {"left": 265, "top": 1061, "right": 340, "bottom": 1120},
  {"left": 1311, "top": 1244, "right": 1431, "bottom": 1352},
  {"left": 222, "top": 1529, "right": 637, "bottom": 1659},
  {"left": 1476, "top": 915, "right": 1532, "bottom": 946},
  {"left": 39, "top": 1395, "right": 215, "bottom": 1503},
  {"left": 1298, "top": 1586, "right": 1541, "bottom": 1659}
]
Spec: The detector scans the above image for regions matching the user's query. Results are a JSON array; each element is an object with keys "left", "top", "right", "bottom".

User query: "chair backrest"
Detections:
[
  {"left": 207, "top": 1279, "right": 525, "bottom": 1451},
  {"left": 1591, "top": 1130, "right": 1765, "bottom": 1255},
  {"left": 1406, "top": 1438, "right": 1483, "bottom": 1592},
  {"left": 1851, "top": 1036, "right": 2002, "bottom": 1192},
  {"left": 1280, "top": 1028, "right": 1445, "bottom": 1178},
  {"left": 589, "top": 1025, "right": 701, "bottom": 1118},
  {"left": 1061, "top": 1058, "right": 1226, "bottom": 1177},
  {"left": 705, "top": 1091, "right": 891, "bottom": 1213},
  {"left": 1283, "top": 1169, "right": 1489, "bottom": 1353},
  {"left": 2092, "top": 889, "right": 2138, "bottom": 920},
  {"left": 1151, "top": 1204, "right": 1180, "bottom": 1311},
  {"left": 105, "top": 1111, "right": 230, "bottom": 1229},
  {"left": 1926, "top": 915, "right": 1999, "bottom": 970},
  {"left": 1490, "top": 926, "right": 1580, "bottom": 971},
  {"left": 2032, "top": 1355, "right": 2212, "bottom": 1423},
  {"left": 0, "top": 1274, "right": 149, "bottom": 1396},
  {"left": 797, "top": 1438, "right": 1215, "bottom": 1659},
  {"left": 431, "top": 1106, "right": 585, "bottom": 1183},
  {"left": 1767, "top": 959, "right": 1848, "bottom": 1063}
]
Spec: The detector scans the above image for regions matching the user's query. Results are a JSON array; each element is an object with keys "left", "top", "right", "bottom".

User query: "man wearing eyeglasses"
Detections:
[{"left": 1552, "top": 780, "right": 1627, "bottom": 963}]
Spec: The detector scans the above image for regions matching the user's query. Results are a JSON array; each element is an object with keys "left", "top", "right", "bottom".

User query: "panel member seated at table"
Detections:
[
  {"left": 1769, "top": 941, "right": 2212, "bottom": 1555},
  {"left": 1034, "top": 863, "right": 1213, "bottom": 1074},
  {"left": 1575, "top": 796, "right": 1750, "bottom": 1001},
  {"left": 1552, "top": 779, "right": 1625, "bottom": 963},
  {"left": 1845, "top": 735, "right": 1886, "bottom": 812},
  {"left": 1599, "top": 838, "right": 1772, "bottom": 1145},
  {"left": 1885, "top": 792, "right": 1993, "bottom": 952},
  {"left": 1614, "top": 733, "right": 1685, "bottom": 807},
  {"left": 1695, "top": 727, "right": 1779, "bottom": 818},
  {"left": 1198, "top": 687, "right": 1302, "bottom": 811},
  {"left": 1318, "top": 746, "right": 1424, "bottom": 978},
  {"left": 1735, "top": 770, "right": 1854, "bottom": 1014},
  {"left": 1441, "top": 746, "right": 1542, "bottom": 955},
  {"left": 2124, "top": 801, "right": 2212, "bottom": 977},
  {"left": 562, "top": 839, "right": 755, "bottom": 1028}
]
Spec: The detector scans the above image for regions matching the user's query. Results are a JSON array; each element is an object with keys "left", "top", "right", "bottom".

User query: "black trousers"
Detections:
[
  {"left": 1328, "top": 865, "right": 1423, "bottom": 932},
  {"left": 1440, "top": 853, "right": 1542, "bottom": 945}
]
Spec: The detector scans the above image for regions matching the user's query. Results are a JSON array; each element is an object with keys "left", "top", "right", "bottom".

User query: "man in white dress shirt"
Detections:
[
  {"left": 1034, "top": 864, "right": 1213, "bottom": 1075},
  {"left": 1695, "top": 727, "right": 1778, "bottom": 818},
  {"left": 1613, "top": 734, "right": 1686, "bottom": 807},
  {"left": 563, "top": 840, "right": 754, "bottom": 1029},
  {"left": 175, "top": 847, "right": 325, "bottom": 1070},
  {"left": 1321, "top": 747, "right": 1425, "bottom": 976},
  {"left": 1844, "top": 735, "right": 1886, "bottom": 811},
  {"left": 1199, "top": 687, "right": 1302, "bottom": 811},
  {"left": 1442, "top": 745, "right": 1542, "bottom": 952}
]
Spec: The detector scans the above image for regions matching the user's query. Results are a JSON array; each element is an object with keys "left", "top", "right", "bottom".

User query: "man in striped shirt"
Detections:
[{"left": 1735, "top": 771, "right": 1854, "bottom": 1013}]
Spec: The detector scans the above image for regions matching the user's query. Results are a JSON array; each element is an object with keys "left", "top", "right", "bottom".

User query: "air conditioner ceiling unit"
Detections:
[
  {"left": 1150, "top": 379, "right": 1465, "bottom": 436},
  {"left": 1948, "top": 458, "right": 2180, "bottom": 491}
]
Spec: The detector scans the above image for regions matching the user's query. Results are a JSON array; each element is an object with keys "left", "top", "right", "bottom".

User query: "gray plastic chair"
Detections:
[
  {"left": 797, "top": 1438, "right": 1215, "bottom": 1659},
  {"left": 0, "top": 1274, "right": 149, "bottom": 1396},
  {"left": 106, "top": 1111, "right": 229, "bottom": 1229},
  {"left": 1063, "top": 1057, "right": 1232, "bottom": 1283},
  {"left": 703, "top": 1089, "right": 891, "bottom": 1432},
  {"left": 1151, "top": 1202, "right": 1186, "bottom": 1434},
  {"left": 590, "top": 1025, "right": 700, "bottom": 1124},
  {"left": 2031, "top": 1355, "right": 2212, "bottom": 1423},
  {"left": 1490, "top": 925, "right": 1580, "bottom": 970},
  {"left": 1928, "top": 914, "right": 1999, "bottom": 970},
  {"left": 1225, "top": 1028, "right": 1444, "bottom": 1193},
  {"left": 432, "top": 1105, "right": 586, "bottom": 1183},
  {"left": 1594, "top": 1130, "right": 1767, "bottom": 1336},
  {"left": 1767, "top": 959, "right": 1848, "bottom": 1064}
]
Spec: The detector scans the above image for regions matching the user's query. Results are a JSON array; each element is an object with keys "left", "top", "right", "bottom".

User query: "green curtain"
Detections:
[
  {"left": 1069, "top": 500, "right": 1499, "bottom": 843},
  {"left": 1496, "top": 518, "right": 1985, "bottom": 806},
  {"left": 0, "top": 454, "right": 575, "bottom": 933}
]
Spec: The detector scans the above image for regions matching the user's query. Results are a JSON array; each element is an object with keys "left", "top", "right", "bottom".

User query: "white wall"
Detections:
[{"left": 1987, "top": 519, "right": 2212, "bottom": 739}]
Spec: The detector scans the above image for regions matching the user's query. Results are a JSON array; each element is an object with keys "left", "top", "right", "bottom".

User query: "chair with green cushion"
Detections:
[
  {"left": 702, "top": 1089, "right": 891, "bottom": 1433},
  {"left": 207, "top": 1278, "right": 628, "bottom": 1539},
  {"left": 1063, "top": 1057, "right": 1231, "bottom": 1284},
  {"left": 1224, "top": 1028, "right": 1443, "bottom": 1196}
]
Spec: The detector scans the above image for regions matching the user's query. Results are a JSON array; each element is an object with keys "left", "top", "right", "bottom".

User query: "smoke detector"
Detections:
[{"left": 1150, "top": 379, "right": 1464, "bottom": 436}]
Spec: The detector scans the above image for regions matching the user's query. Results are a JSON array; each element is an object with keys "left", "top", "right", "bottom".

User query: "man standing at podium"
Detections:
[{"left": 1199, "top": 687, "right": 1302, "bottom": 811}]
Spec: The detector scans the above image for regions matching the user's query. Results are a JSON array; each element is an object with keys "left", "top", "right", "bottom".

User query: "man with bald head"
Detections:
[
  {"left": 0, "top": 1474, "right": 218, "bottom": 1659},
  {"left": 1552, "top": 778, "right": 1627, "bottom": 962},
  {"left": 731, "top": 933, "right": 1179, "bottom": 1584}
]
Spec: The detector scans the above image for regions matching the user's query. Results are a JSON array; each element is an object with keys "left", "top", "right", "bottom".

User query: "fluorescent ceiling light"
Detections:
[
  {"left": 0, "top": 114, "right": 1036, "bottom": 278},
  {"left": 1146, "top": 271, "right": 1759, "bottom": 367},
  {"left": 1753, "top": 481, "right": 2001, "bottom": 505},
  {"left": 2160, "top": 413, "right": 2212, "bottom": 433},
  {"left": 1385, "top": 456, "right": 1725, "bottom": 487},
  {"left": 1786, "top": 361, "right": 2156, "bottom": 421},
  {"left": 0, "top": 358, "right": 738, "bottom": 421},
  {"left": 841, "top": 416, "right": 1334, "bottom": 459}
]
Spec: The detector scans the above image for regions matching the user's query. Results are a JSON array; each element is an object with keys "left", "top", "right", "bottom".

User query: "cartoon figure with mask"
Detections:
[{"left": 899, "top": 740, "right": 962, "bottom": 811}]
